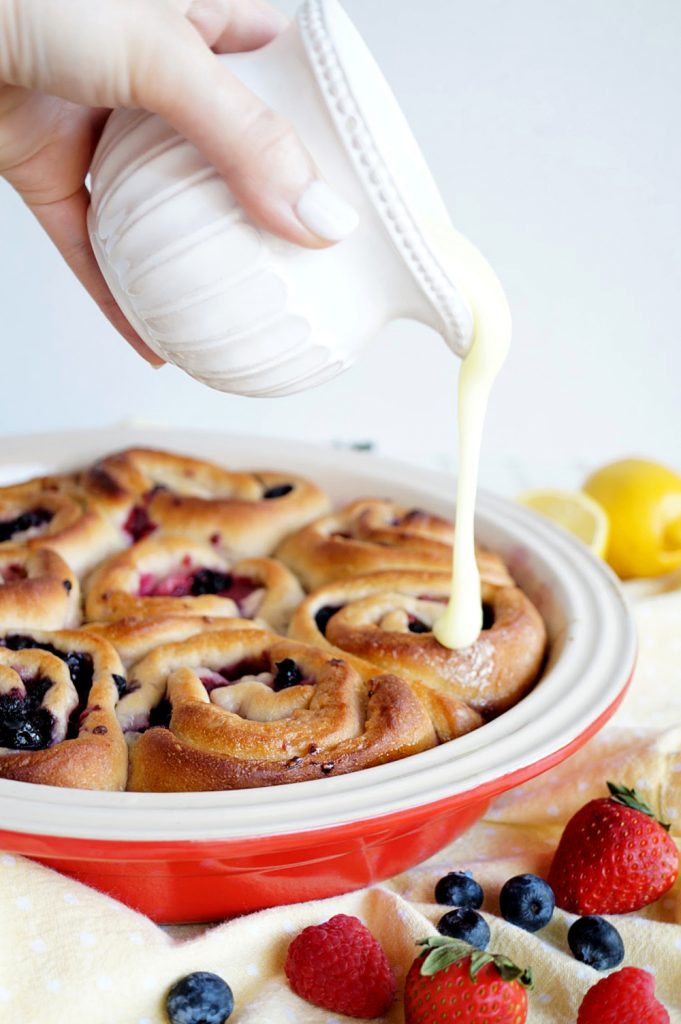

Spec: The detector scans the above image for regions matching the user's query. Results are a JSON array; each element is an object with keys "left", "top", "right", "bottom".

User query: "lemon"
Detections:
[
  {"left": 583, "top": 458, "right": 681, "bottom": 579},
  {"left": 516, "top": 489, "right": 610, "bottom": 557}
]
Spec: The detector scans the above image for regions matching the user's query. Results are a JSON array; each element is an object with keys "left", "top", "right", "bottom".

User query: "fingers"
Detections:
[
  {"left": 184, "top": 0, "right": 288, "bottom": 52},
  {"left": 140, "top": 14, "right": 359, "bottom": 246},
  {"left": 28, "top": 187, "right": 165, "bottom": 367},
  {"left": 0, "top": 0, "right": 360, "bottom": 247}
]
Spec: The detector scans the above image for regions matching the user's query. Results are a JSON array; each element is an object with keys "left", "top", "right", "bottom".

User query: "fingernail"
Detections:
[
  {"left": 295, "top": 181, "right": 359, "bottom": 242},
  {"left": 250, "top": 0, "right": 289, "bottom": 34}
]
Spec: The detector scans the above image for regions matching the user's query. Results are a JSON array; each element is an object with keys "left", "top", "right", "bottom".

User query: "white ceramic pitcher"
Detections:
[{"left": 88, "top": 0, "right": 476, "bottom": 396}]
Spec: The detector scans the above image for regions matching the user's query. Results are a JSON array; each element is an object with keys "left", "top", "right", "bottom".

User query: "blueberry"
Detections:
[
  {"left": 0, "top": 678, "right": 54, "bottom": 750},
  {"left": 3, "top": 634, "right": 36, "bottom": 651},
  {"left": 165, "top": 972, "right": 234, "bottom": 1024},
  {"left": 272, "top": 659, "right": 304, "bottom": 691},
  {"left": 190, "top": 570, "right": 233, "bottom": 596},
  {"left": 112, "top": 674, "right": 127, "bottom": 698},
  {"left": 407, "top": 617, "right": 430, "bottom": 634},
  {"left": 436, "top": 908, "right": 490, "bottom": 949},
  {"left": 263, "top": 483, "right": 293, "bottom": 499},
  {"left": 314, "top": 605, "right": 342, "bottom": 637},
  {"left": 499, "top": 874, "right": 555, "bottom": 932},
  {"left": 63, "top": 652, "right": 94, "bottom": 702},
  {"left": 122, "top": 504, "right": 156, "bottom": 542},
  {"left": 568, "top": 915, "right": 625, "bottom": 971},
  {"left": 434, "top": 871, "right": 484, "bottom": 909},
  {"left": 0, "top": 508, "right": 52, "bottom": 542}
]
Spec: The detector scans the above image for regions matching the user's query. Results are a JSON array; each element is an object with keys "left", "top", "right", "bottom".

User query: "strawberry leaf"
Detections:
[
  {"left": 468, "top": 949, "right": 496, "bottom": 979},
  {"left": 415, "top": 936, "right": 533, "bottom": 987},
  {"left": 607, "top": 781, "right": 671, "bottom": 831},
  {"left": 418, "top": 937, "right": 472, "bottom": 976},
  {"left": 492, "top": 956, "right": 534, "bottom": 988}
]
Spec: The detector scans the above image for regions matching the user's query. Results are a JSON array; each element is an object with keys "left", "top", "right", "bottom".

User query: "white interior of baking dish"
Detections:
[{"left": 0, "top": 430, "right": 636, "bottom": 840}]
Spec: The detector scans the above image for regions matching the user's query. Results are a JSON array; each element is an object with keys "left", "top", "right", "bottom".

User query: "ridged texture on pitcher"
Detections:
[{"left": 89, "top": 111, "right": 344, "bottom": 396}]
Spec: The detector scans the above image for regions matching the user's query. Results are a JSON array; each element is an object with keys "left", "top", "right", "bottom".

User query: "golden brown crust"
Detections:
[
  {"left": 0, "top": 480, "right": 122, "bottom": 577},
  {"left": 84, "top": 535, "right": 304, "bottom": 632},
  {"left": 81, "top": 448, "right": 330, "bottom": 556},
  {"left": 276, "top": 498, "right": 513, "bottom": 589},
  {"left": 127, "top": 631, "right": 437, "bottom": 791},
  {"left": 0, "top": 446, "right": 548, "bottom": 793},
  {"left": 289, "top": 570, "right": 546, "bottom": 724},
  {"left": 0, "top": 546, "right": 81, "bottom": 630},
  {"left": 0, "top": 629, "right": 127, "bottom": 790},
  {"left": 82, "top": 615, "right": 266, "bottom": 667}
]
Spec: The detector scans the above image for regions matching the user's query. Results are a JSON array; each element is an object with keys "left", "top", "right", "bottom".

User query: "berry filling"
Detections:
[
  {"left": 0, "top": 563, "right": 27, "bottom": 584},
  {"left": 407, "top": 616, "right": 430, "bottom": 634},
  {"left": 123, "top": 505, "right": 157, "bottom": 542},
  {"left": 263, "top": 483, "right": 293, "bottom": 499},
  {"left": 0, "top": 676, "right": 54, "bottom": 750},
  {"left": 198, "top": 657, "right": 310, "bottom": 695},
  {"left": 1, "top": 635, "right": 94, "bottom": 740},
  {"left": 482, "top": 603, "right": 495, "bottom": 630},
  {"left": 138, "top": 567, "right": 260, "bottom": 611},
  {"left": 272, "top": 659, "right": 304, "bottom": 691},
  {"left": 143, "top": 697, "right": 172, "bottom": 730},
  {"left": 400, "top": 508, "right": 430, "bottom": 525},
  {"left": 0, "top": 508, "right": 53, "bottom": 543},
  {"left": 112, "top": 673, "right": 127, "bottom": 698},
  {"left": 211, "top": 656, "right": 270, "bottom": 684},
  {"left": 200, "top": 668, "right": 273, "bottom": 692},
  {"left": 314, "top": 605, "right": 343, "bottom": 637}
]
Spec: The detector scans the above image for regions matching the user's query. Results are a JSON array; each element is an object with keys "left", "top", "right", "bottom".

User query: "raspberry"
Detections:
[
  {"left": 285, "top": 914, "right": 396, "bottom": 1018},
  {"left": 577, "top": 968, "right": 670, "bottom": 1024}
]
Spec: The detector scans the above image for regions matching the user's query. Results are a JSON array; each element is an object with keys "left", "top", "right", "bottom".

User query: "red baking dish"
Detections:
[{"left": 0, "top": 430, "right": 636, "bottom": 922}]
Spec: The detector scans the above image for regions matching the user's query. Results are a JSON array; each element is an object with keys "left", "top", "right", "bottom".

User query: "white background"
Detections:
[{"left": 1, "top": 0, "right": 679, "bottom": 489}]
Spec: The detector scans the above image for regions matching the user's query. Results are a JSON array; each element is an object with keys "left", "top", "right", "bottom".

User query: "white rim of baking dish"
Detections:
[{"left": 0, "top": 429, "right": 636, "bottom": 842}]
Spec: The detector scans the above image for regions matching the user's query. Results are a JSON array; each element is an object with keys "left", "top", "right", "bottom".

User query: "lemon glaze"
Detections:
[{"left": 432, "top": 230, "right": 511, "bottom": 650}]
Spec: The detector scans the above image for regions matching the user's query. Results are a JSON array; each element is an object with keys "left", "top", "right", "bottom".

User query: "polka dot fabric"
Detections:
[{"left": 0, "top": 585, "right": 680, "bottom": 1021}]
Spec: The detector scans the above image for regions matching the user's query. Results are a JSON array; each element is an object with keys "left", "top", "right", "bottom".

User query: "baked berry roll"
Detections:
[
  {"left": 289, "top": 571, "right": 546, "bottom": 727},
  {"left": 126, "top": 630, "right": 437, "bottom": 791},
  {"left": 84, "top": 536, "right": 304, "bottom": 632},
  {"left": 83, "top": 614, "right": 265, "bottom": 667},
  {"left": 82, "top": 448, "right": 330, "bottom": 555},
  {"left": 0, "top": 630, "right": 127, "bottom": 789},
  {"left": 0, "top": 546, "right": 81, "bottom": 630},
  {"left": 0, "top": 480, "right": 121, "bottom": 577},
  {"left": 276, "top": 498, "right": 513, "bottom": 590}
]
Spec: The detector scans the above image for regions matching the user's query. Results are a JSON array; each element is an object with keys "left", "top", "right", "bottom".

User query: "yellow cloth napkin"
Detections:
[{"left": 2, "top": 583, "right": 681, "bottom": 1024}]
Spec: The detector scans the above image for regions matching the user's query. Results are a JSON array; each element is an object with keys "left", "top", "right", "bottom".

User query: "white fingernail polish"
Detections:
[{"left": 296, "top": 181, "right": 359, "bottom": 242}]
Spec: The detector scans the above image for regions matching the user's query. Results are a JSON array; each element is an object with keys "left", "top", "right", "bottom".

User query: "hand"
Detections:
[{"left": 0, "top": 0, "right": 358, "bottom": 365}]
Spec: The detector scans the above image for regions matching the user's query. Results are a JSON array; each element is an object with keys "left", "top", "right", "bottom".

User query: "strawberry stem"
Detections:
[
  {"left": 607, "top": 781, "right": 671, "bottom": 831},
  {"left": 416, "top": 936, "right": 533, "bottom": 987}
]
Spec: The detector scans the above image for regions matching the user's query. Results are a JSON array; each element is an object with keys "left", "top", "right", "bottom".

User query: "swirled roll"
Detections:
[
  {"left": 0, "top": 546, "right": 80, "bottom": 630},
  {"left": 82, "top": 448, "right": 330, "bottom": 555},
  {"left": 0, "top": 629, "right": 127, "bottom": 789},
  {"left": 289, "top": 570, "right": 546, "bottom": 728},
  {"left": 126, "top": 630, "right": 437, "bottom": 790},
  {"left": 276, "top": 498, "right": 512, "bottom": 589},
  {"left": 84, "top": 535, "right": 304, "bottom": 632}
]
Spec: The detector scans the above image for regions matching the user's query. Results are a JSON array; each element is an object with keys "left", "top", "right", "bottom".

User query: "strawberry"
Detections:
[
  {"left": 548, "top": 782, "right": 679, "bottom": 914},
  {"left": 284, "top": 913, "right": 395, "bottom": 1018},
  {"left": 404, "top": 936, "right": 532, "bottom": 1024},
  {"left": 577, "top": 967, "right": 670, "bottom": 1024}
]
